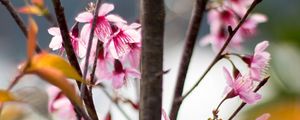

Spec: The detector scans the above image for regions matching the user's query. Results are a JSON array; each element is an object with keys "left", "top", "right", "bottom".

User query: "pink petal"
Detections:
[
  {"left": 80, "top": 24, "right": 91, "bottom": 45},
  {"left": 255, "top": 41, "right": 269, "bottom": 53},
  {"left": 106, "top": 14, "right": 127, "bottom": 24},
  {"left": 125, "top": 68, "right": 141, "bottom": 79},
  {"left": 239, "top": 91, "right": 261, "bottom": 104},
  {"left": 223, "top": 67, "right": 234, "bottom": 86},
  {"left": 256, "top": 113, "right": 271, "bottom": 120},
  {"left": 162, "top": 108, "right": 170, "bottom": 120},
  {"left": 49, "top": 36, "right": 63, "bottom": 50},
  {"left": 124, "top": 29, "right": 141, "bottom": 43},
  {"left": 77, "top": 42, "right": 86, "bottom": 58},
  {"left": 98, "top": 3, "right": 114, "bottom": 16},
  {"left": 112, "top": 73, "right": 125, "bottom": 89},
  {"left": 48, "top": 27, "right": 61, "bottom": 36},
  {"left": 75, "top": 12, "right": 93, "bottom": 23},
  {"left": 251, "top": 13, "right": 268, "bottom": 23}
]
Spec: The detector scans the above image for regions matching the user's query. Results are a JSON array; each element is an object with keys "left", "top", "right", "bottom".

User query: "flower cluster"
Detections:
[
  {"left": 223, "top": 41, "right": 270, "bottom": 104},
  {"left": 200, "top": 0, "right": 267, "bottom": 51},
  {"left": 48, "top": 3, "right": 141, "bottom": 89}
]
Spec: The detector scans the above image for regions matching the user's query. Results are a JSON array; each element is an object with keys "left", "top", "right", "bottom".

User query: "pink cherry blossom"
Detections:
[
  {"left": 75, "top": 3, "right": 126, "bottom": 43},
  {"left": 240, "top": 13, "right": 267, "bottom": 37},
  {"left": 123, "top": 42, "right": 141, "bottom": 68},
  {"left": 105, "top": 59, "right": 140, "bottom": 89},
  {"left": 47, "top": 85, "right": 77, "bottom": 120},
  {"left": 256, "top": 113, "right": 271, "bottom": 120},
  {"left": 105, "top": 23, "right": 141, "bottom": 59},
  {"left": 200, "top": 25, "right": 243, "bottom": 52},
  {"left": 242, "top": 41, "right": 270, "bottom": 81},
  {"left": 48, "top": 27, "right": 86, "bottom": 58},
  {"left": 223, "top": 67, "right": 261, "bottom": 104},
  {"left": 201, "top": 3, "right": 267, "bottom": 51}
]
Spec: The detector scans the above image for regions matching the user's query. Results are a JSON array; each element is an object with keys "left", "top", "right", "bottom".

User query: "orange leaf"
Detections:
[
  {"left": 0, "top": 90, "right": 15, "bottom": 103},
  {"left": 24, "top": 52, "right": 87, "bottom": 84},
  {"left": 31, "top": 0, "right": 44, "bottom": 7},
  {"left": 27, "top": 17, "right": 38, "bottom": 58},
  {"left": 19, "top": 6, "right": 44, "bottom": 16}
]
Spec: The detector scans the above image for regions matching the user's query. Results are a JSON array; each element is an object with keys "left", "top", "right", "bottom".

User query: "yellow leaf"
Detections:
[
  {"left": 18, "top": 6, "right": 44, "bottom": 16},
  {"left": 25, "top": 52, "right": 86, "bottom": 84},
  {"left": 27, "top": 17, "right": 38, "bottom": 58},
  {"left": 33, "top": 67, "right": 83, "bottom": 108},
  {"left": 0, "top": 90, "right": 15, "bottom": 103}
]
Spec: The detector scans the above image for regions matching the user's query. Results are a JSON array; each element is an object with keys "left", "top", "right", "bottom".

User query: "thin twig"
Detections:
[
  {"left": 228, "top": 76, "right": 269, "bottom": 120},
  {"left": 169, "top": 0, "right": 208, "bottom": 119},
  {"left": 80, "top": 0, "right": 103, "bottom": 119},
  {"left": 0, "top": 0, "right": 42, "bottom": 53},
  {"left": 181, "top": 0, "right": 264, "bottom": 100},
  {"left": 89, "top": 41, "right": 103, "bottom": 86}
]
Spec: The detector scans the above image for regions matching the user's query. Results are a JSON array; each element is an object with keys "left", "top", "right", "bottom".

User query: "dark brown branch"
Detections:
[
  {"left": 182, "top": 0, "right": 264, "bottom": 100},
  {"left": 139, "top": 0, "right": 165, "bottom": 120},
  {"left": 0, "top": 0, "right": 41, "bottom": 53},
  {"left": 51, "top": 0, "right": 91, "bottom": 119},
  {"left": 169, "top": 0, "right": 208, "bottom": 119},
  {"left": 228, "top": 76, "right": 269, "bottom": 120}
]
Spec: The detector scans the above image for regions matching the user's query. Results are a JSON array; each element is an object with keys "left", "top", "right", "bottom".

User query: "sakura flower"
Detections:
[
  {"left": 225, "top": 0, "right": 252, "bottom": 15},
  {"left": 200, "top": 25, "right": 243, "bottom": 51},
  {"left": 256, "top": 113, "right": 271, "bottom": 120},
  {"left": 105, "top": 59, "right": 140, "bottom": 89},
  {"left": 48, "top": 26, "right": 86, "bottom": 58},
  {"left": 75, "top": 3, "right": 126, "bottom": 43},
  {"left": 47, "top": 85, "right": 77, "bottom": 120},
  {"left": 240, "top": 13, "right": 267, "bottom": 37},
  {"left": 105, "top": 23, "right": 141, "bottom": 59},
  {"left": 223, "top": 67, "right": 261, "bottom": 104},
  {"left": 123, "top": 42, "right": 141, "bottom": 68},
  {"left": 242, "top": 41, "right": 270, "bottom": 81},
  {"left": 95, "top": 47, "right": 113, "bottom": 82}
]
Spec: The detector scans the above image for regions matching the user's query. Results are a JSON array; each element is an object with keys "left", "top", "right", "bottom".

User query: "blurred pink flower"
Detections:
[
  {"left": 105, "top": 59, "right": 140, "bottom": 89},
  {"left": 105, "top": 23, "right": 141, "bottom": 59},
  {"left": 47, "top": 85, "right": 77, "bottom": 120},
  {"left": 201, "top": 3, "right": 267, "bottom": 51},
  {"left": 48, "top": 27, "right": 86, "bottom": 58},
  {"left": 223, "top": 67, "right": 261, "bottom": 104},
  {"left": 242, "top": 41, "right": 270, "bottom": 81},
  {"left": 162, "top": 108, "right": 170, "bottom": 120},
  {"left": 256, "top": 113, "right": 271, "bottom": 120},
  {"left": 75, "top": 3, "right": 126, "bottom": 43}
]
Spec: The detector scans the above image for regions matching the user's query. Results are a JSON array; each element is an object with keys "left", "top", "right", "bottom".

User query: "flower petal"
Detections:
[
  {"left": 75, "top": 12, "right": 93, "bottom": 23},
  {"left": 98, "top": 3, "right": 114, "bottom": 16},
  {"left": 106, "top": 14, "right": 127, "bottom": 24}
]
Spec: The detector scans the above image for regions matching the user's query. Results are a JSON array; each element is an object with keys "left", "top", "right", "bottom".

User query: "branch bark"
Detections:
[
  {"left": 169, "top": 0, "right": 208, "bottom": 119},
  {"left": 139, "top": 0, "right": 165, "bottom": 120}
]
